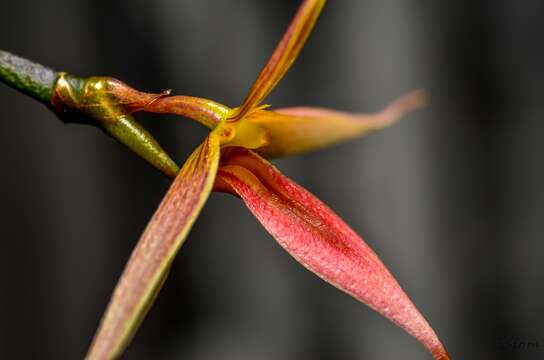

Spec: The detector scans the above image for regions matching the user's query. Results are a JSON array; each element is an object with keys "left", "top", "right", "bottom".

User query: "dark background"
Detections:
[{"left": 1, "top": 1, "right": 543, "bottom": 359}]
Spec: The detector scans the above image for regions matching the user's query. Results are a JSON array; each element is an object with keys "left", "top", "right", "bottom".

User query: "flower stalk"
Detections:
[{"left": 0, "top": 50, "right": 179, "bottom": 177}]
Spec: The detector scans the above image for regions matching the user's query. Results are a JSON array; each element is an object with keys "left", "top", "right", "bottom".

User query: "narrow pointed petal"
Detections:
[
  {"left": 87, "top": 134, "right": 221, "bottom": 360},
  {"left": 247, "top": 89, "right": 426, "bottom": 158},
  {"left": 229, "top": 0, "right": 326, "bottom": 121},
  {"left": 216, "top": 148, "right": 449, "bottom": 360}
]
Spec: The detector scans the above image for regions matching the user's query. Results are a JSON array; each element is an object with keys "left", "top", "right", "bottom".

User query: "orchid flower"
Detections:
[{"left": 85, "top": 1, "right": 449, "bottom": 359}]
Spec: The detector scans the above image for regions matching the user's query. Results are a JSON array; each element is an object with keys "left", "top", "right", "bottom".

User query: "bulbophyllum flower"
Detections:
[{"left": 85, "top": 0, "right": 450, "bottom": 359}]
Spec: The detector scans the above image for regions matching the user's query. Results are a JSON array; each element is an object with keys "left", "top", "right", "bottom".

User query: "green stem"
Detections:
[{"left": 0, "top": 50, "right": 58, "bottom": 104}]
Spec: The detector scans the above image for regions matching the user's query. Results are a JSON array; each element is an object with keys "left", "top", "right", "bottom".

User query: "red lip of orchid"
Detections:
[{"left": 85, "top": 1, "right": 450, "bottom": 359}]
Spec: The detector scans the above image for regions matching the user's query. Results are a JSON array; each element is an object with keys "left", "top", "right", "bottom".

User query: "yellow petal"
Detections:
[
  {"left": 86, "top": 134, "right": 221, "bottom": 360},
  {"left": 229, "top": 0, "right": 326, "bottom": 122},
  {"left": 247, "top": 89, "right": 426, "bottom": 158}
]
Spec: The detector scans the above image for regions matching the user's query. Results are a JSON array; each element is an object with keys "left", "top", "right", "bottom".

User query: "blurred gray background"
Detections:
[{"left": 1, "top": 1, "right": 543, "bottom": 359}]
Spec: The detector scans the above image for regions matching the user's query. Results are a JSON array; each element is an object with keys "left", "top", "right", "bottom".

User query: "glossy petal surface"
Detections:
[
  {"left": 87, "top": 134, "right": 221, "bottom": 360},
  {"left": 248, "top": 90, "right": 426, "bottom": 158},
  {"left": 229, "top": 0, "right": 326, "bottom": 121},
  {"left": 216, "top": 148, "right": 449, "bottom": 360}
]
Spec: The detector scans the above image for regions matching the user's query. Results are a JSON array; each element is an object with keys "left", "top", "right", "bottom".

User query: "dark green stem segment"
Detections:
[
  {"left": 0, "top": 50, "right": 58, "bottom": 104},
  {"left": 0, "top": 49, "right": 179, "bottom": 177}
]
